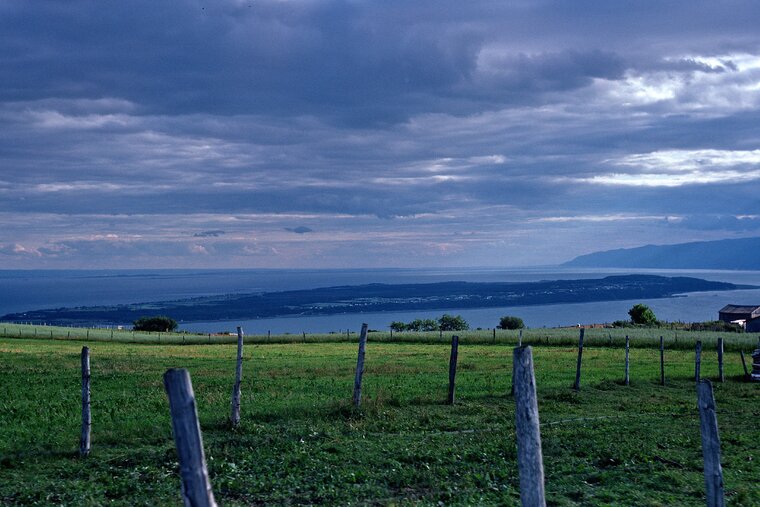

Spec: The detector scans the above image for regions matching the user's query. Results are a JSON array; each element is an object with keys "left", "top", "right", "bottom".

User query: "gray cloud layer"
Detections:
[{"left": 1, "top": 1, "right": 760, "bottom": 268}]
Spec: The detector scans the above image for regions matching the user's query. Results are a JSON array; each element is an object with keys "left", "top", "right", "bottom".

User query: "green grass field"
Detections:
[{"left": 0, "top": 334, "right": 758, "bottom": 505}]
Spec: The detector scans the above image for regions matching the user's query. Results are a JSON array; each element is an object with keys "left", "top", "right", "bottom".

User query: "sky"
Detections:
[{"left": 1, "top": 0, "right": 760, "bottom": 269}]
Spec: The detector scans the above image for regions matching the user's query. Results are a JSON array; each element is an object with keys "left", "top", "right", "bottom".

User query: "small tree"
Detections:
[
  {"left": 628, "top": 304, "right": 657, "bottom": 326},
  {"left": 390, "top": 321, "right": 407, "bottom": 332},
  {"left": 133, "top": 315, "right": 178, "bottom": 332},
  {"left": 498, "top": 315, "right": 524, "bottom": 330},
  {"left": 438, "top": 314, "right": 469, "bottom": 331}
]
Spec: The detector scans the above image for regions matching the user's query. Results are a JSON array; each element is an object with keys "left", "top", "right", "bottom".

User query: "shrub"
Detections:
[
  {"left": 133, "top": 315, "right": 178, "bottom": 332},
  {"left": 390, "top": 321, "right": 407, "bottom": 332},
  {"left": 438, "top": 314, "right": 469, "bottom": 331},
  {"left": 498, "top": 316, "right": 525, "bottom": 330},
  {"left": 628, "top": 304, "right": 657, "bottom": 326}
]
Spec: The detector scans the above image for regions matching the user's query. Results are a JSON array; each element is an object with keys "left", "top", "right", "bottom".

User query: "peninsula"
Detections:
[{"left": 1, "top": 275, "right": 753, "bottom": 327}]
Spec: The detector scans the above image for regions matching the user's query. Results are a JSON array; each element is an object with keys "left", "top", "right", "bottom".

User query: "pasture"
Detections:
[{"left": 0, "top": 332, "right": 758, "bottom": 505}]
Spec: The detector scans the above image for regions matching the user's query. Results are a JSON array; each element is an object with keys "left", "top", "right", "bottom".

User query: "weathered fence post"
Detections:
[
  {"left": 493, "top": 328, "right": 496, "bottom": 342},
  {"left": 513, "top": 346, "right": 546, "bottom": 507},
  {"left": 717, "top": 338, "right": 724, "bottom": 383},
  {"left": 695, "top": 341, "right": 702, "bottom": 383},
  {"left": 660, "top": 336, "right": 665, "bottom": 386},
  {"left": 624, "top": 335, "right": 630, "bottom": 386},
  {"left": 697, "top": 380, "right": 725, "bottom": 507},
  {"left": 353, "top": 323, "right": 368, "bottom": 408},
  {"left": 447, "top": 335, "right": 459, "bottom": 404},
  {"left": 518, "top": 329, "right": 523, "bottom": 347},
  {"left": 740, "top": 351, "right": 749, "bottom": 379},
  {"left": 163, "top": 369, "right": 217, "bottom": 507},
  {"left": 230, "top": 326, "right": 244, "bottom": 428},
  {"left": 573, "top": 328, "right": 584, "bottom": 391},
  {"left": 79, "top": 346, "right": 91, "bottom": 457}
]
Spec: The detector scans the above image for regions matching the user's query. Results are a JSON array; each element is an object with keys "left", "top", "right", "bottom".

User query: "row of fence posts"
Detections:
[
  {"left": 74, "top": 325, "right": 756, "bottom": 506},
  {"left": 569, "top": 332, "right": 739, "bottom": 391}
]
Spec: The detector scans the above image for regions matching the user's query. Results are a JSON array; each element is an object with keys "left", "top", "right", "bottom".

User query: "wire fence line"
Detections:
[{"left": 1, "top": 321, "right": 758, "bottom": 352}]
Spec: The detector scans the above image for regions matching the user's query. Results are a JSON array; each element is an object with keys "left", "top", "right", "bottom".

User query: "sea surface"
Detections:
[{"left": 2, "top": 268, "right": 760, "bottom": 333}]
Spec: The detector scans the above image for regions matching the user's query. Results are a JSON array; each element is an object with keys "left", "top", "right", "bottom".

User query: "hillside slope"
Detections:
[{"left": 564, "top": 237, "right": 760, "bottom": 269}]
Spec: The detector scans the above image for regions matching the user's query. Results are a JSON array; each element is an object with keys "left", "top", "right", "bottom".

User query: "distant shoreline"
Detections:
[{"left": 2, "top": 274, "right": 753, "bottom": 327}]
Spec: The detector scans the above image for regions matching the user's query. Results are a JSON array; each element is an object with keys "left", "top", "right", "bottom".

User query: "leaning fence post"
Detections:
[
  {"left": 447, "top": 335, "right": 459, "bottom": 404},
  {"left": 353, "top": 323, "right": 368, "bottom": 408},
  {"left": 660, "top": 336, "right": 665, "bottom": 386},
  {"left": 573, "top": 328, "right": 584, "bottom": 391},
  {"left": 230, "top": 326, "right": 244, "bottom": 428},
  {"left": 164, "top": 369, "right": 217, "bottom": 507},
  {"left": 740, "top": 351, "right": 749, "bottom": 379},
  {"left": 695, "top": 341, "right": 702, "bottom": 383},
  {"left": 697, "top": 380, "right": 725, "bottom": 507},
  {"left": 79, "top": 346, "right": 91, "bottom": 457},
  {"left": 513, "top": 346, "right": 546, "bottom": 507},
  {"left": 717, "top": 338, "right": 724, "bottom": 383},
  {"left": 624, "top": 335, "right": 630, "bottom": 386}
]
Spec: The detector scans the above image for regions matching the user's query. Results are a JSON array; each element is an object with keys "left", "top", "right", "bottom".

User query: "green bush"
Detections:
[
  {"left": 628, "top": 304, "right": 657, "bottom": 326},
  {"left": 438, "top": 314, "right": 469, "bottom": 331},
  {"left": 132, "top": 315, "right": 178, "bottom": 332},
  {"left": 498, "top": 316, "right": 524, "bottom": 330}
]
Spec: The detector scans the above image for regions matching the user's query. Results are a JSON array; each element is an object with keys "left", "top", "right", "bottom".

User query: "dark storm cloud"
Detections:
[
  {"left": 285, "top": 226, "right": 313, "bottom": 234},
  {"left": 193, "top": 230, "right": 226, "bottom": 237},
  {"left": 2, "top": 1, "right": 760, "bottom": 267}
]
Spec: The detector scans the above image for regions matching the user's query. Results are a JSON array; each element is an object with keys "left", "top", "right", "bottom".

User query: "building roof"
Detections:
[{"left": 719, "top": 304, "right": 760, "bottom": 314}]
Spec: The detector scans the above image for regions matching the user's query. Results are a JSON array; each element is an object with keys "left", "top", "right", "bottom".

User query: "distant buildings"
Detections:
[{"left": 718, "top": 304, "right": 760, "bottom": 332}]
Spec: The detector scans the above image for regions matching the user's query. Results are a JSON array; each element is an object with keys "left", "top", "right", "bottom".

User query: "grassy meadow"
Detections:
[{"left": 0, "top": 331, "right": 758, "bottom": 505}]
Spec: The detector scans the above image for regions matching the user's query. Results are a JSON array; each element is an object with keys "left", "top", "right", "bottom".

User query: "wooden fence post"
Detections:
[
  {"left": 624, "top": 335, "right": 630, "bottom": 386},
  {"left": 717, "top": 338, "right": 724, "bottom": 383},
  {"left": 163, "top": 369, "right": 217, "bottom": 507},
  {"left": 353, "top": 324, "right": 368, "bottom": 408},
  {"left": 697, "top": 380, "right": 725, "bottom": 507},
  {"left": 513, "top": 346, "right": 546, "bottom": 507},
  {"left": 573, "top": 328, "right": 584, "bottom": 391},
  {"left": 740, "top": 351, "right": 749, "bottom": 379},
  {"left": 80, "top": 346, "right": 91, "bottom": 457},
  {"left": 695, "top": 341, "right": 702, "bottom": 383},
  {"left": 518, "top": 329, "right": 523, "bottom": 347},
  {"left": 447, "top": 335, "right": 459, "bottom": 404},
  {"left": 230, "top": 326, "right": 244, "bottom": 428},
  {"left": 660, "top": 336, "right": 665, "bottom": 386}
]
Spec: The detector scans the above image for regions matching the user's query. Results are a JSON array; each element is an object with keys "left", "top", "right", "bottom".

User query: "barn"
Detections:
[{"left": 718, "top": 304, "right": 760, "bottom": 332}]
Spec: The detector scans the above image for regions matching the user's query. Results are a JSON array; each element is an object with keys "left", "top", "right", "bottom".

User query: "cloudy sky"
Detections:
[{"left": 2, "top": 0, "right": 760, "bottom": 269}]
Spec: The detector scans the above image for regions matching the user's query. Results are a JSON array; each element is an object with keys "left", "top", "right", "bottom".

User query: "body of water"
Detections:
[{"left": 2, "top": 267, "right": 760, "bottom": 333}]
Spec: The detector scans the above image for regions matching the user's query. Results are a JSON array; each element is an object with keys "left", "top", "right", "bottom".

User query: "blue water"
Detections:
[{"left": 2, "top": 268, "right": 760, "bottom": 333}]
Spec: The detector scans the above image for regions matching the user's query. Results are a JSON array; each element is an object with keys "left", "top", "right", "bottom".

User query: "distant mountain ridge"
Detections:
[{"left": 564, "top": 237, "right": 760, "bottom": 270}]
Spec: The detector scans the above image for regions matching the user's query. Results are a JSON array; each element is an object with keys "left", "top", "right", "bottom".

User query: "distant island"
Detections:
[
  {"left": 563, "top": 237, "right": 760, "bottom": 270},
  {"left": 1, "top": 275, "right": 753, "bottom": 326}
]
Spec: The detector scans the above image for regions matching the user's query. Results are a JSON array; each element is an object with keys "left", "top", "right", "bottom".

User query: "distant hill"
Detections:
[{"left": 564, "top": 237, "right": 760, "bottom": 269}]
